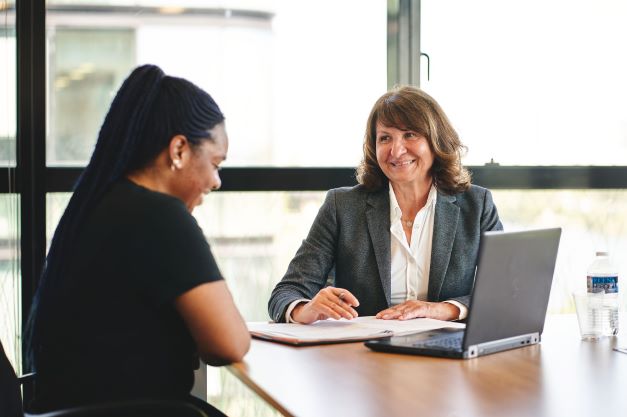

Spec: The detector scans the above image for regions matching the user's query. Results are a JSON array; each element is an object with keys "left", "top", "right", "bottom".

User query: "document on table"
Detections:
[{"left": 247, "top": 316, "right": 465, "bottom": 346}]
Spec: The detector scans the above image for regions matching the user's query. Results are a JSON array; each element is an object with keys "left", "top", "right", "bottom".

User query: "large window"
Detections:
[
  {"left": 46, "top": 0, "right": 387, "bottom": 167},
  {"left": 48, "top": 28, "right": 135, "bottom": 164},
  {"left": 0, "top": 22, "right": 15, "bottom": 164},
  {"left": 493, "top": 190, "right": 627, "bottom": 313},
  {"left": 421, "top": 0, "right": 627, "bottom": 166},
  {"left": 12, "top": 1, "right": 627, "bottom": 415},
  {"left": 37, "top": 0, "right": 627, "bottom": 343},
  {"left": 42, "top": 2, "right": 387, "bottom": 414},
  {"left": 44, "top": 0, "right": 388, "bottom": 307},
  {"left": 0, "top": 195, "right": 20, "bottom": 372},
  {"left": 0, "top": 0, "right": 20, "bottom": 374},
  {"left": 421, "top": 0, "right": 627, "bottom": 310}
]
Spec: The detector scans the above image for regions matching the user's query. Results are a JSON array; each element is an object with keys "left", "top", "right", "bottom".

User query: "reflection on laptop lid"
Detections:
[{"left": 365, "top": 227, "right": 562, "bottom": 359}]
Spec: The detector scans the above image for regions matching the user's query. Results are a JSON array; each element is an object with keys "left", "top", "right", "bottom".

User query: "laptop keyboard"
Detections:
[{"left": 415, "top": 335, "right": 463, "bottom": 350}]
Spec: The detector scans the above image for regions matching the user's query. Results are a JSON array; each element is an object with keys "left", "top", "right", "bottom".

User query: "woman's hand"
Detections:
[
  {"left": 291, "top": 286, "right": 360, "bottom": 324},
  {"left": 375, "top": 300, "right": 460, "bottom": 321}
]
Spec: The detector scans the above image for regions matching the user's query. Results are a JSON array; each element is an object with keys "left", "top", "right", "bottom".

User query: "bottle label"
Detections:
[{"left": 587, "top": 275, "right": 619, "bottom": 293}]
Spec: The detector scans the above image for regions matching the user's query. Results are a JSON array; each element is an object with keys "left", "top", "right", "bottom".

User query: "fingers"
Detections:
[
  {"left": 325, "top": 287, "right": 359, "bottom": 319},
  {"left": 335, "top": 289, "right": 360, "bottom": 308},
  {"left": 312, "top": 287, "right": 360, "bottom": 321},
  {"left": 291, "top": 287, "right": 361, "bottom": 324},
  {"left": 292, "top": 300, "right": 341, "bottom": 324},
  {"left": 376, "top": 300, "right": 431, "bottom": 320},
  {"left": 375, "top": 308, "right": 402, "bottom": 320},
  {"left": 314, "top": 302, "right": 345, "bottom": 321}
]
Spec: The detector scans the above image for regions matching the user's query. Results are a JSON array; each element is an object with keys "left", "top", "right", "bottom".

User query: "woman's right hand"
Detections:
[{"left": 291, "top": 286, "right": 360, "bottom": 324}]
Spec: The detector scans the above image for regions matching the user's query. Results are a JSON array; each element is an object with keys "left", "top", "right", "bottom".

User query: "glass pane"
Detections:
[
  {"left": 47, "top": 28, "right": 135, "bottom": 165},
  {"left": 421, "top": 0, "right": 627, "bottom": 166},
  {"left": 0, "top": 4, "right": 16, "bottom": 165},
  {"left": 0, "top": 195, "right": 20, "bottom": 373},
  {"left": 46, "top": 193, "right": 71, "bottom": 249},
  {"left": 492, "top": 190, "right": 627, "bottom": 314},
  {"left": 194, "top": 191, "right": 326, "bottom": 321},
  {"left": 0, "top": 1, "right": 20, "bottom": 373},
  {"left": 208, "top": 368, "right": 282, "bottom": 417},
  {"left": 46, "top": 0, "right": 387, "bottom": 167}
]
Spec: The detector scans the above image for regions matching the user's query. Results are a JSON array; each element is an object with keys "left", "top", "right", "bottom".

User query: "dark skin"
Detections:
[{"left": 127, "top": 125, "right": 250, "bottom": 363}]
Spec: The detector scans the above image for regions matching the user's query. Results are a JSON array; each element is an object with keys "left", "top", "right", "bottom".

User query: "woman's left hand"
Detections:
[{"left": 375, "top": 300, "right": 460, "bottom": 321}]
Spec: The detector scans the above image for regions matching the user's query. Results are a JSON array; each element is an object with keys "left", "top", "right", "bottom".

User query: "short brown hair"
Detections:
[{"left": 356, "top": 85, "right": 471, "bottom": 194}]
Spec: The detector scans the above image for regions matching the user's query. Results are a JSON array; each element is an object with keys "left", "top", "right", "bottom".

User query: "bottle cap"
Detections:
[{"left": 596, "top": 251, "right": 609, "bottom": 257}]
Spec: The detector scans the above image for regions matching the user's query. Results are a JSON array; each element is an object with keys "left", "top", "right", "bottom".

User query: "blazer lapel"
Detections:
[
  {"left": 428, "top": 191, "right": 460, "bottom": 300},
  {"left": 366, "top": 189, "right": 392, "bottom": 307}
]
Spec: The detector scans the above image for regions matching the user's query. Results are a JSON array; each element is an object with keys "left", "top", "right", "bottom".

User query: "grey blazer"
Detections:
[{"left": 268, "top": 184, "right": 503, "bottom": 322}]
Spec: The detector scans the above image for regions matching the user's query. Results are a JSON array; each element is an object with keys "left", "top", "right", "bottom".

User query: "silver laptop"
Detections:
[{"left": 365, "top": 227, "right": 562, "bottom": 359}]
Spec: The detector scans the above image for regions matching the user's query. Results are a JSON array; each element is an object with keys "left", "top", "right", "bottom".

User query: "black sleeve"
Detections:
[{"left": 128, "top": 200, "right": 223, "bottom": 306}]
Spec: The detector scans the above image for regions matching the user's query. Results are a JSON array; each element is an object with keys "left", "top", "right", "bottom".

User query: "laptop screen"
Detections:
[{"left": 463, "top": 228, "right": 562, "bottom": 348}]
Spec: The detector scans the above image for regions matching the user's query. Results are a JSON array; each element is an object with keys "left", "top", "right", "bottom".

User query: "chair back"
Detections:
[
  {"left": 2, "top": 340, "right": 209, "bottom": 417},
  {"left": 31, "top": 400, "right": 209, "bottom": 417}
]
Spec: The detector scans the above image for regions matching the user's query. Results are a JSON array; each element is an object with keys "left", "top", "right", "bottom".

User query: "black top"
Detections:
[
  {"left": 32, "top": 179, "right": 223, "bottom": 412},
  {"left": 0, "top": 342, "right": 22, "bottom": 417}
]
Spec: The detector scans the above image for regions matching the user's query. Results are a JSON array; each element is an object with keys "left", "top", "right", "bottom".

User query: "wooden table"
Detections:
[{"left": 228, "top": 315, "right": 627, "bottom": 417}]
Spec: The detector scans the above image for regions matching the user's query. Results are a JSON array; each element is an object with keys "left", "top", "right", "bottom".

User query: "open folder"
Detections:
[{"left": 247, "top": 316, "right": 465, "bottom": 346}]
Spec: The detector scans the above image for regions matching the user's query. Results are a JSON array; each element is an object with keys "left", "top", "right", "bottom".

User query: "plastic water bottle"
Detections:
[{"left": 586, "top": 251, "right": 619, "bottom": 336}]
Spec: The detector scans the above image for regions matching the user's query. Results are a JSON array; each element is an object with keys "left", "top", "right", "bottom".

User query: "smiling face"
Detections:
[
  {"left": 375, "top": 122, "right": 434, "bottom": 188},
  {"left": 173, "top": 123, "right": 228, "bottom": 211}
]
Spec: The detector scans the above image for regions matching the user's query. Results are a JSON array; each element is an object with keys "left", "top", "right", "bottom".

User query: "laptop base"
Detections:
[{"left": 365, "top": 329, "right": 541, "bottom": 359}]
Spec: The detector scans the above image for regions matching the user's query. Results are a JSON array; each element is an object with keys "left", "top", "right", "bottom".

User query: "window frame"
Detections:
[{"left": 11, "top": 0, "right": 627, "bottom": 379}]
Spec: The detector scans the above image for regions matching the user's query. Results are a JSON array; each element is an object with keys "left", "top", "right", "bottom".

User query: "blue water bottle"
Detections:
[{"left": 586, "top": 251, "right": 619, "bottom": 336}]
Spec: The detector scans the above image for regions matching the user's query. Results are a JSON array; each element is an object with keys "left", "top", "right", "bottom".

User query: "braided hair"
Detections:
[{"left": 25, "top": 64, "right": 225, "bottom": 369}]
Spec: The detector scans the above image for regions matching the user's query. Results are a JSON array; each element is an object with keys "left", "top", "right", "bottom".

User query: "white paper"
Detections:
[
  {"left": 247, "top": 316, "right": 465, "bottom": 344},
  {"left": 348, "top": 316, "right": 465, "bottom": 335}
]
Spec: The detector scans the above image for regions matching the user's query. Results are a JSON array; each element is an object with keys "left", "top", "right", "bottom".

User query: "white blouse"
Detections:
[{"left": 389, "top": 184, "right": 437, "bottom": 305}]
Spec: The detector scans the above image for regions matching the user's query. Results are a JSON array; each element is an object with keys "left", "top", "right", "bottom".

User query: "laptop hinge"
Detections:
[{"left": 465, "top": 332, "right": 540, "bottom": 358}]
